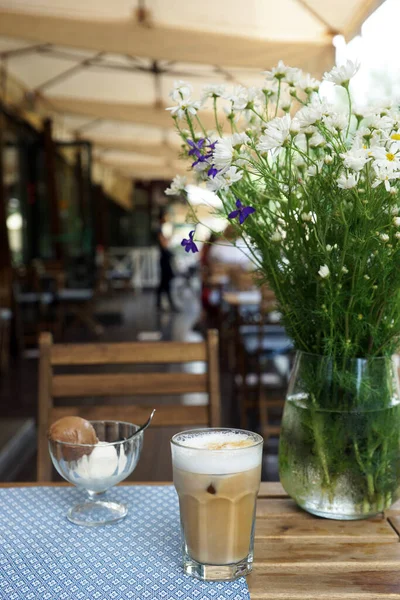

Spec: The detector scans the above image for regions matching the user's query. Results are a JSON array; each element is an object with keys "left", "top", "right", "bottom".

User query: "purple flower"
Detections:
[
  {"left": 228, "top": 199, "right": 256, "bottom": 225},
  {"left": 207, "top": 164, "right": 219, "bottom": 178},
  {"left": 181, "top": 230, "right": 199, "bottom": 253},
  {"left": 207, "top": 140, "right": 218, "bottom": 152},
  {"left": 191, "top": 154, "right": 208, "bottom": 168},
  {"left": 187, "top": 139, "right": 205, "bottom": 158}
]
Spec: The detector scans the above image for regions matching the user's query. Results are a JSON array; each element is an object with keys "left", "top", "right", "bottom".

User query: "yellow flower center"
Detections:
[
  {"left": 391, "top": 133, "right": 400, "bottom": 140},
  {"left": 386, "top": 152, "right": 395, "bottom": 161}
]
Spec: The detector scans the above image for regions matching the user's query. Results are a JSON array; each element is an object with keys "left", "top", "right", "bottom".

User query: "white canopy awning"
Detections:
[{"left": 0, "top": 0, "right": 384, "bottom": 181}]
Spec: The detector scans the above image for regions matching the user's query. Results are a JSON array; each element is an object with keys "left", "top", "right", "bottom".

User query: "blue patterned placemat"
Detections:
[{"left": 0, "top": 486, "right": 251, "bottom": 600}]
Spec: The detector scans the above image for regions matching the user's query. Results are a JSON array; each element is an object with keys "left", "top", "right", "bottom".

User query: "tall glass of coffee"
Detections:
[{"left": 171, "top": 428, "right": 263, "bottom": 581}]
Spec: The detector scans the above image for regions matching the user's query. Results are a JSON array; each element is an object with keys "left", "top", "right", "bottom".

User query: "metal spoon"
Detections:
[{"left": 135, "top": 409, "right": 156, "bottom": 436}]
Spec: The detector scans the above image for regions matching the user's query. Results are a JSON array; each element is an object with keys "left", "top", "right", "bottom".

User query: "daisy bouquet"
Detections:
[{"left": 167, "top": 61, "right": 400, "bottom": 517}]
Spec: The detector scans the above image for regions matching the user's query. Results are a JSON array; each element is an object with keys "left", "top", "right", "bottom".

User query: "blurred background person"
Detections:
[{"left": 156, "top": 211, "right": 179, "bottom": 312}]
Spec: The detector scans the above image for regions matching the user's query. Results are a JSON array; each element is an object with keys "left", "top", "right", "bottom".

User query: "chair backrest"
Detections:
[
  {"left": 230, "top": 269, "right": 256, "bottom": 292},
  {"left": 37, "top": 330, "right": 221, "bottom": 481}
]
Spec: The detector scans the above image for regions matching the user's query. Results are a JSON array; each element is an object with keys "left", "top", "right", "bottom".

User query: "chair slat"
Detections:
[
  {"left": 51, "top": 342, "right": 207, "bottom": 365},
  {"left": 52, "top": 372, "right": 207, "bottom": 397},
  {"left": 51, "top": 404, "right": 209, "bottom": 427}
]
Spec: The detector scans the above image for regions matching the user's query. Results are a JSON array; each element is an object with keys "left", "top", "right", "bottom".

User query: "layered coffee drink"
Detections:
[{"left": 171, "top": 429, "right": 263, "bottom": 580}]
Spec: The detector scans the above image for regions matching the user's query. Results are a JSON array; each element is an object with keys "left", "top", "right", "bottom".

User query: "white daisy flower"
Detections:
[
  {"left": 293, "top": 153, "right": 306, "bottom": 168},
  {"left": 324, "top": 155, "right": 334, "bottom": 164},
  {"left": 371, "top": 165, "right": 400, "bottom": 192},
  {"left": 393, "top": 217, "right": 400, "bottom": 226},
  {"left": 223, "top": 166, "right": 243, "bottom": 187},
  {"left": 213, "top": 138, "right": 234, "bottom": 170},
  {"left": 389, "top": 131, "right": 400, "bottom": 145},
  {"left": 206, "top": 166, "right": 243, "bottom": 191},
  {"left": 296, "top": 105, "right": 324, "bottom": 128},
  {"left": 264, "top": 60, "right": 293, "bottom": 81},
  {"left": 271, "top": 230, "right": 283, "bottom": 242},
  {"left": 380, "top": 233, "right": 390, "bottom": 242},
  {"left": 353, "top": 105, "right": 372, "bottom": 120},
  {"left": 323, "top": 60, "right": 360, "bottom": 87},
  {"left": 165, "top": 175, "right": 187, "bottom": 196},
  {"left": 396, "top": 232, "right": 400, "bottom": 239},
  {"left": 169, "top": 80, "right": 193, "bottom": 102},
  {"left": 367, "top": 114, "right": 395, "bottom": 131},
  {"left": 301, "top": 212, "right": 313, "bottom": 222},
  {"left": 201, "top": 84, "right": 226, "bottom": 102},
  {"left": 257, "top": 115, "right": 292, "bottom": 152},
  {"left": 213, "top": 133, "right": 250, "bottom": 171},
  {"left": 371, "top": 147, "right": 400, "bottom": 170},
  {"left": 340, "top": 148, "right": 371, "bottom": 172},
  {"left": 337, "top": 173, "right": 359, "bottom": 189},
  {"left": 193, "top": 161, "right": 210, "bottom": 173},
  {"left": 279, "top": 90, "right": 292, "bottom": 112},
  {"left": 297, "top": 74, "right": 320, "bottom": 93},
  {"left": 289, "top": 118, "right": 301, "bottom": 135},
  {"left": 231, "top": 132, "right": 251, "bottom": 146},
  {"left": 166, "top": 99, "right": 201, "bottom": 120},
  {"left": 306, "top": 162, "right": 322, "bottom": 177},
  {"left": 261, "top": 80, "right": 279, "bottom": 100},
  {"left": 284, "top": 67, "right": 302, "bottom": 87},
  {"left": 323, "top": 113, "right": 348, "bottom": 132},
  {"left": 228, "top": 86, "right": 261, "bottom": 111},
  {"left": 354, "top": 126, "right": 373, "bottom": 142},
  {"left": 206, "top": 174, "right": 226, "bottom": 192},
  {"left": 309, "top": 132, "right": 326, "bottom": 148},
  {"left": 318, "top": 265, "right": 330, "bottom": 279}
]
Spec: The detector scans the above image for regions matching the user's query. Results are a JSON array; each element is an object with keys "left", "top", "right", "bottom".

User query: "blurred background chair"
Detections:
[
  {"left": 0, "top": 267, "right": 12, "bottom": 371},
  {"left": 37, "top": 329, "right": 220, "bottom": 481}
]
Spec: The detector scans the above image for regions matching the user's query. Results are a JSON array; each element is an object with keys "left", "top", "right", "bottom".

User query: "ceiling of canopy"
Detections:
[{"left": 0, "top": 0, "right": 384, "bottom": 182}]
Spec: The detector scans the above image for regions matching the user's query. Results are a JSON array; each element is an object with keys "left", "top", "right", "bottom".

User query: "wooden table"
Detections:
[
  {"left": 208, "top": 273, "right": 230, "bottom": 287},
  {"left": 223, "top": 289, "right": 262, "bottom": 307},
  {"left": 2, "top": 481, "right": 400, "bottom": 598},
  {"left": 251, "top": 482, "right": 400, "bottom": 599}
]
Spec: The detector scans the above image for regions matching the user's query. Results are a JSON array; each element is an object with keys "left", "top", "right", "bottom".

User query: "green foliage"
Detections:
[{"left": 235, "top": 162, "right": 400, "bottom": 359}]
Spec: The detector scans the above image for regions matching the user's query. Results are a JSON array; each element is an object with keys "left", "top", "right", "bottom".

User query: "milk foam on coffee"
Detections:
[{"left": 171, "top": 430, "right": 262, "bottom": 475}]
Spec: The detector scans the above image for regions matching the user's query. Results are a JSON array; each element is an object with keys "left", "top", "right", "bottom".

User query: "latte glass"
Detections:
[{"left": 171, "top": 428, "right": 263, "bottom": 581}]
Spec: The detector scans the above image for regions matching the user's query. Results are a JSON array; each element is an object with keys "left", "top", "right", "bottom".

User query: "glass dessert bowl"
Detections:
[{"left": 49, "top": 420, "right": 143, "bottom": 526}]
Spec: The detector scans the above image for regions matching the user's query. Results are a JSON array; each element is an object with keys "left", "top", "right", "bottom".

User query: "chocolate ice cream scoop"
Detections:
[{"left": 48, "top": 416, "right": 98, "bottom": 462}]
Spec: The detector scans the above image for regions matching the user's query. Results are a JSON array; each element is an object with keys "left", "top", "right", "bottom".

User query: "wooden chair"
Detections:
[
  {"left": 13, "top": 265, "right": 52, "bottom": 348},
  {"left": 0, "top": 267, "right": 13, "bottom": 370},
  {"left": 37, "top": 330, "right": 221, "bottom": 481},
  {"left": 230, "top": 269, "right": 257, "bottom": 292}
]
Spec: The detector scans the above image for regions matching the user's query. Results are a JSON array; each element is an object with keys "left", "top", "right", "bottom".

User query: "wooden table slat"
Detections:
[
  {"left": 254, "top": 540, "right": 400, "bottom": 571},
  {"left": 248, "top": 569, "right": 400, "bottom": 599},
  {"left": 255, "top": 516, "right": 398, "bottom": 543},
  {"left": 258, "top": 482, "right": 287, "bottom": 498},
  {"left": 256, "top": 498, "right": 303, "bottom": 517}
]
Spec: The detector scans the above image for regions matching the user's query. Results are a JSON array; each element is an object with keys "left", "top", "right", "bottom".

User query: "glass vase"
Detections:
[{"left": 279, "top": 351, "right": 400, "bottom": 520}]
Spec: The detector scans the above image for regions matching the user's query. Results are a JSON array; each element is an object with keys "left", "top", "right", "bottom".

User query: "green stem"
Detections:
[
  {"left": 345, "top": 85, "right": 352, "bottom": 139},
  {"left": 213, "top": 97, "right": 223, "bottom": 136},
  {"left": 195, "top": 114, "right": 208, "bottom": 138},
  {"left": 310, "top": 393, "right": 332, "bottom": 490},
  {"left": 274, "top": 80, "right": 281, "bottom": 117},
  {"left": 185, "top": 112, "right": 196, "bottom": 140}
]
